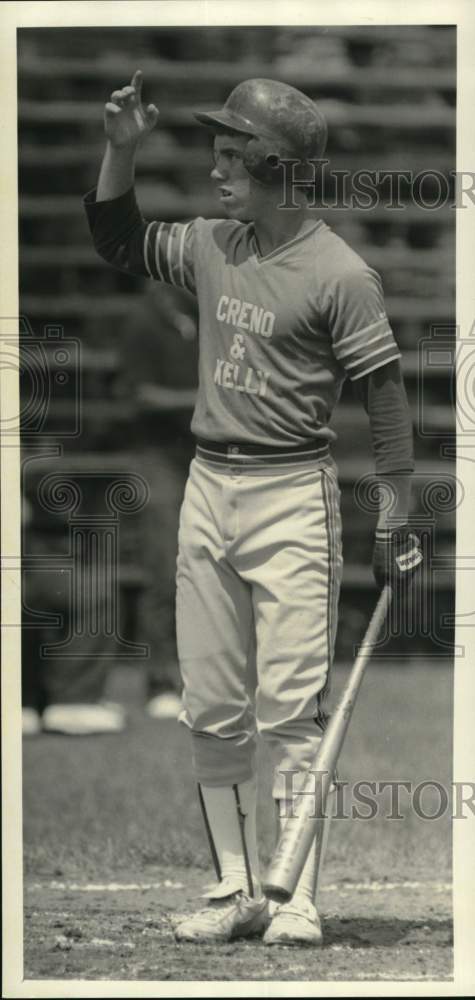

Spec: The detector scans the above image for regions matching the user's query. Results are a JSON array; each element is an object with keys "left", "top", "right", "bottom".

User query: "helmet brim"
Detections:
[{"left": 193, "top": 108, "right": 257, "bottom": 136}]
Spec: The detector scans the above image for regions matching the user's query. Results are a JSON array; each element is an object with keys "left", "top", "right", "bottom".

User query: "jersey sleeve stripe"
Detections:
[
  {"left": 167, "top": 224, "right": 178, "bottom": 286},
  {"left": 345, "top": 341, "right": 400, "bottom": 370},
  {"left": 178, "top": 222, "right": 191, "bottom": 289},
  {"left": 334, "top": 316, "right": 388, "bottom": 349},
  {"left": 143, "top": 222, "right": 154, "bottom": 277},
  {"left": 154, "top": 222, "right": 165, "bottom": 281},
  {"left": 348, "top": 349, "right": 402, "bottom": 381},
  {"left": 142, "top": 220, "right": 194, "bottom": 287},
  {"left": 336, "top": 328, "right": 394, "bottom": 361}
]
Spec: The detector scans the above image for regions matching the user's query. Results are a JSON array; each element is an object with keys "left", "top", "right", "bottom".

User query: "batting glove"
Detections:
[{"left": 372, "top": 525, "right": 423, "bottom": 592}]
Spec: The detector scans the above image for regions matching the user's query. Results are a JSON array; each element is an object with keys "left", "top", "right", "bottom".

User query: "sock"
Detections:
[
  {"left": 276, "top": 787, "right": 335, "bottom": 908},
  {"left": 198, "top": 778, "right": 261, "bottom": 897}
]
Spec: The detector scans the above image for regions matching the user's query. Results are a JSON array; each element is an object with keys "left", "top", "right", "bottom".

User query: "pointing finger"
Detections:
[{"left": 131, "top": 70, "right": 143, "bottom": 95}]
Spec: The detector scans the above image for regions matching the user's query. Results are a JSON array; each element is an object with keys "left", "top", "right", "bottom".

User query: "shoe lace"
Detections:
[{"left": 193, "top": 892, "right": 246, "bottom": 927}]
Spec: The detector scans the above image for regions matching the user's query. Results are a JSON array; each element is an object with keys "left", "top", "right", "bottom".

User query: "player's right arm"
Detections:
[{"left": 84, "top": 72, "right": 195, "bottom": 292}]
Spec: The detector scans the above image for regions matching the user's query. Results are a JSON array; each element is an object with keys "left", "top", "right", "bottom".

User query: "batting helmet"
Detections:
[{"left": 193, "top": 78, "right": 327, "bottom": 185}]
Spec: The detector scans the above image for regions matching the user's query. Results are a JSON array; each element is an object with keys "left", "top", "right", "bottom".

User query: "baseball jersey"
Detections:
[{"left": 85, "top": 188, "right": 401, "bottom": 449}]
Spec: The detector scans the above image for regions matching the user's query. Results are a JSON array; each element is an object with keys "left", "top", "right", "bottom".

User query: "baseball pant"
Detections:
[{"left": 176, "top": 454, "right": 343, "bottom": 799}]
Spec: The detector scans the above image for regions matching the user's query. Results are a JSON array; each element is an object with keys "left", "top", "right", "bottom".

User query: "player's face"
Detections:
[{"left": 211, "top": 133, "right": 254, "bottom": 221}]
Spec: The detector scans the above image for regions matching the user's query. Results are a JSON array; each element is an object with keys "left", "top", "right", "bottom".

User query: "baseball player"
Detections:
[{"left": 85, "top": 72, "right": 422, "bottom": 946}]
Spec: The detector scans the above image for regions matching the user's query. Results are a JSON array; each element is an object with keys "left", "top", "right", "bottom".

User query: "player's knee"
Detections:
[{"left": 189, "top": 730, "right": 256, "bottom": 785}]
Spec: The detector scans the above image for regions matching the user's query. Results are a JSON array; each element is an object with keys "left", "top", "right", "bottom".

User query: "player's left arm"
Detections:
[
  {"left": 326, "top": 264, "right": 423, "bottom": 591},
  {"left": 353, "top": 361, "right": 423, "bottom": 590}
]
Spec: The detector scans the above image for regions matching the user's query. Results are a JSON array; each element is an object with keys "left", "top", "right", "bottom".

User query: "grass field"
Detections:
[{"left": 23, "top": 659, "right": 453, "bottom": 982}]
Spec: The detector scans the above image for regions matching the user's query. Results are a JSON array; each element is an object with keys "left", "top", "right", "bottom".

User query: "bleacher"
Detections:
[{"left": 18, "top": 25, "right": 456, "bottom": 656}]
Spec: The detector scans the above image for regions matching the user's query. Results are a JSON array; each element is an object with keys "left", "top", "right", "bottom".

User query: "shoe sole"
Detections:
[{"left": 263, "top": 930, "right": 323, "bottom": 947}]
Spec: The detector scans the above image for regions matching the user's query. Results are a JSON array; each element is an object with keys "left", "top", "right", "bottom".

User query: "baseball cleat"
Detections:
[
  {"left": 263, "top": 898, "right": 323, "bottom": 946},
  {"left": 174, "top": 889, "right": 268, "bottom": 943}
]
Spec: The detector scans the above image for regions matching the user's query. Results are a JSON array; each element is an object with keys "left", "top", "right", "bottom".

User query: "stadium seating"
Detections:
[{"left": 18, "top": 26, "right": 456, "bottom": 655}]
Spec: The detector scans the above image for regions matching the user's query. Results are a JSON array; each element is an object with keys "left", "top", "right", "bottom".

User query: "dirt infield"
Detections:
[
  {"left": 22, "top": 660, "right": 454, "bottom": 984},
  {"left": 24, "top": 868, "right": 452, "bottom": 981}
]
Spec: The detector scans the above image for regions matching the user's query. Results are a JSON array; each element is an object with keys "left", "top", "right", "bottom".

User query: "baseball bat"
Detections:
[{"left": 263, "top": 583, "right": 393, "bottom": 903}]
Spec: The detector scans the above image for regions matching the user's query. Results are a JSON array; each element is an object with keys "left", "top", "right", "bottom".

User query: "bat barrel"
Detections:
[
  {"left": 264, "top": 779, "right": 332, "bottom": 901},
  {"left": 263, "top": 584, "right": 392, "bottom": 902}
]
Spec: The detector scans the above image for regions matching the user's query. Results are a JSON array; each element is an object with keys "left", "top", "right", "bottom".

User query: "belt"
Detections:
[{"left": 196, "top": 438, "right": 330, "bottom": 466}]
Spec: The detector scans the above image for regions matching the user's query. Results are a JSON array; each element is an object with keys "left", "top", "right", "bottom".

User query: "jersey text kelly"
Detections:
[{"left": 214, "top": 359, "right": 271, "bottom": 397}]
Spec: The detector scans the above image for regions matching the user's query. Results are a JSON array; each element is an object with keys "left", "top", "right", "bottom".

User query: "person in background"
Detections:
[
  {"left": 22, "top": 495, "right": 125, "bottom": 736},
  {"left": 22, "top": 285, "right": 198, "bottom": 733},
  {"left": 119, "top": 281, "right": 199, "bottom": 719}
]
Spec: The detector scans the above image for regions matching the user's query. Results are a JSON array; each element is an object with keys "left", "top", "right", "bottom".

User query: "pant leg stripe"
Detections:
[
  {"left": 323, "top": 471, "right": 332, "bottom": 703},
  {"left": 330, "top": 470, "right": 342, "bottom": 656},
  {"left": 232, "top": 784, "right": 254, "bottom": 898},
  {"left": 197, "top": 783, "right": 222, "bottom": 882},
  {"left": 329, "top": 471, "right": 341, "bottom": 684},
  {"left": 320, "top": 470, "right": 338, "bottom": 708}
]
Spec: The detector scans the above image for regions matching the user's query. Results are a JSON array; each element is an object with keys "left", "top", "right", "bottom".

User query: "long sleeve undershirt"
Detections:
[{"left": 354, "top": 361, "right": 414, "bottom": 527}]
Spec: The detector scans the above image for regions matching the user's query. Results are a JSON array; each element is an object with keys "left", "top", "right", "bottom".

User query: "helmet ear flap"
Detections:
[{"left": 243, "top": 136, "right": 283, "bottom": 185}]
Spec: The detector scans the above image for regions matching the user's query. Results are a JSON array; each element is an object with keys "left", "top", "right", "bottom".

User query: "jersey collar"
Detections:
[{"left": 248, "top": 219, "right": 328, "bottom": 263}]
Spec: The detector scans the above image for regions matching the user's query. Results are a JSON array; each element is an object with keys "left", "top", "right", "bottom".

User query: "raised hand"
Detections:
[{"left": 104, "top": 70, "right": 159, "bottom": 148}]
